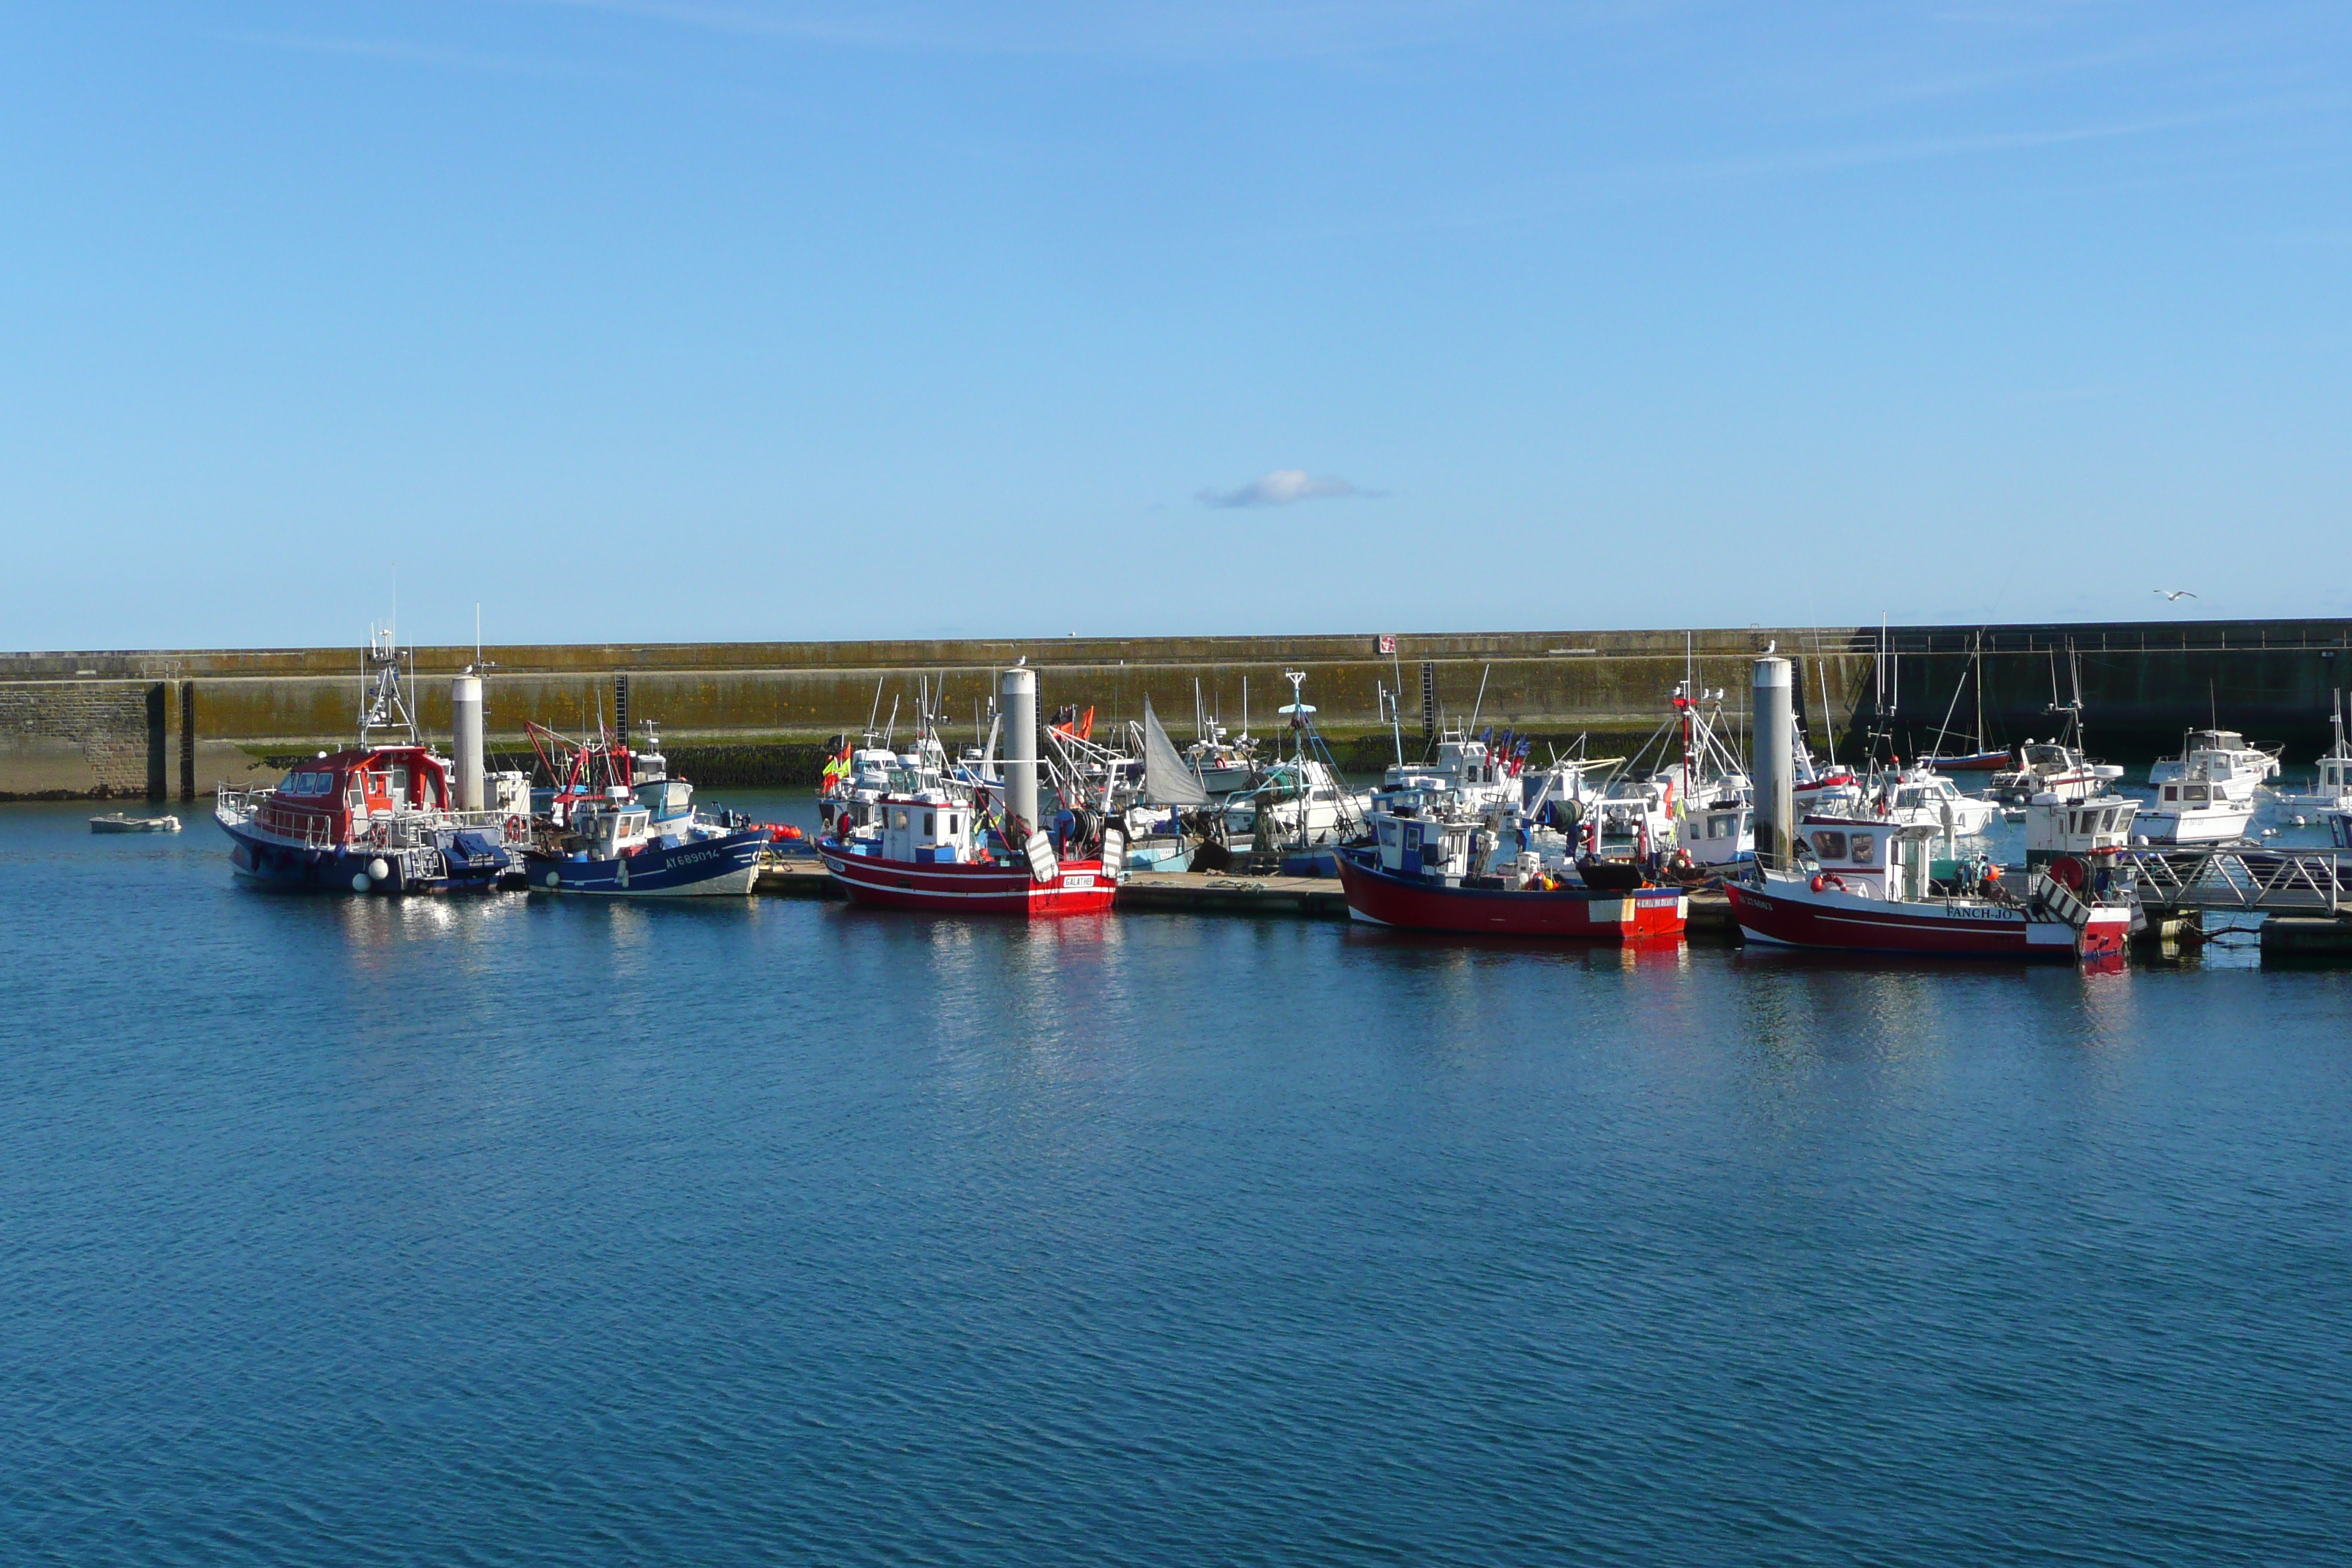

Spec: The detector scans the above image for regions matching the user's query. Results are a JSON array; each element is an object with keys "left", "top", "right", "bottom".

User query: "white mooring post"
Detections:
[
  {"left": 1000, "top": 665, "right": 1039, "bottom": 837},
  {"left": 451, "top": 671, "right": 485, "bottom": 813},
  {"left": 1752, "top": 654, "right": 1794, "bottom": 871}
]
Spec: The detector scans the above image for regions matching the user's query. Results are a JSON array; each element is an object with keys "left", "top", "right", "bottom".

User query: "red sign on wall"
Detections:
[{"left": 1376, "top": 635, "right": 1397, "bottom": 655}]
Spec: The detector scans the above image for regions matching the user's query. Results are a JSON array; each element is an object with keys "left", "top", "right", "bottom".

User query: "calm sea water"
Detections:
[{"left": 4, "top": 796, "right": 2349, "bottom": 1566}]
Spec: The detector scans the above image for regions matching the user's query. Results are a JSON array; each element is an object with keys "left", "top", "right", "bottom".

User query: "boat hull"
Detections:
[
  {"left": 818, "top": 840, "right": 1115, "bottom": 915},
  {"left": 2135, "top": 804, "right": 2256, "bottom": 845},
  {"left": 1335, "top": 848, "right": 1686, "bottom": 941},
  {"left": 1920, "top": 750, "right": 2010, "bottom": 772},
  {"left": 1124, "top": 837, "right": 1196, "bottom": 875},
  {"left": 219, "top": 817, "right": 508, "bottom": 894},
  {"left": 1725, "top": 880, "right": 2127, "bottom": 961},
  {"left": 524, "top": 829, "right": 768, "bottom": 896}
]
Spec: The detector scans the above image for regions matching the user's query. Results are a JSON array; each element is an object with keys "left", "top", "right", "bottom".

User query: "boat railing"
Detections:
[
  {"left": 216, "top": 785, "right": 342, "bottom": 850},
  {"left": 2125, "top": 846, "right": 2345, "bottom": 915},
  {"left": 216, "top": 786, "right": 528, "bottom": 850}
]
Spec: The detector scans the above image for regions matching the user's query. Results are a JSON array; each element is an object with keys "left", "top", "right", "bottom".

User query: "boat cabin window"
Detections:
[
  {"left": 1850, "top": 832, "right": 1876, "bottom": 865},
  {"left": 923, "top": 812, "right": 935, "bottom": 836},
  {"left": 2163, "top": 785, "right": 2178, "bottom": 802},
  {"left": 2185, "top": 785, "right": 2208, "bottom": 803},
  {"left": 892, "top": 808, "right": 911, "bottom": 829},
  {"left": 1812, "top": 830, "right": 1847, "bottom": 860}
]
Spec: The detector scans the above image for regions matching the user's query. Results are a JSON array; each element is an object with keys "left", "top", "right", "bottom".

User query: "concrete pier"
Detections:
[{"left": 753, "top": 855, "right": 1741, "bottom": 939}]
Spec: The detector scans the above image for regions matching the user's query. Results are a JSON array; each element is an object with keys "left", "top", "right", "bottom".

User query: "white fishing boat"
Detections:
[
  {"left": 2275, "top": 691, "right": 2352, "bottom": 813},
  {"left": 2023, "top": 791, "right": 2141, "bottom": 872},
  {"left": 1218, "top": 672, "right": 1367, "bottom": 870},
  {"left": 1650, "top": 684, "right": 1753, "bottom": 868},
  {"left": 1990, "top": 738, "right": 2126, "bottom": 805}
]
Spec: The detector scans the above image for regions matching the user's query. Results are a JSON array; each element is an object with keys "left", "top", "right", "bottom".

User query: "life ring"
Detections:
[
  {"left": 1809, "top": 872, "right": 1847, "bottom": 894},
  {"left": 504, "top": 815, "right": 526, "bottom": 839},
  {"left": 366, "top": 822, "right": 388, "bottom": 850}
]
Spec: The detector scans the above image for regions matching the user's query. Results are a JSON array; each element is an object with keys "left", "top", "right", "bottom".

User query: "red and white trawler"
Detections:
[
  {"left": 816, "top": 665, "right": 1116, "bottom": 916},
  {"left": 1725, "top": 818, "right": 2131, "bottom": 962},
  {"left": 1726, "top": 649, "right": 2130, "bottom": 964}
]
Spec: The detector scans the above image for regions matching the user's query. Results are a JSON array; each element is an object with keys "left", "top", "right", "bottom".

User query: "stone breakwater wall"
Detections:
[{"left": 4, "top": 620, "right": 2348, "bottom": 797}]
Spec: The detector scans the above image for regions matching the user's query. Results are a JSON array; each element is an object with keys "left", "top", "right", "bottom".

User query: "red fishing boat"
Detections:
[
  {"left": 816, "top": 664, "right": 1116, "bottom": 918},
  {"left": 1334, "top": 808, "right": 1686, "bottom": 941},
  {"left": 818, "top": 793, "right": 1114, "bottom": 914},
  {"left": 1725, "top": 819, "right": 2130, "bottom": 962}
]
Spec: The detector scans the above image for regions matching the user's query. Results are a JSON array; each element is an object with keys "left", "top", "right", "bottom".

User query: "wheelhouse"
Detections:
[{"left": 254, "top": 745, "right": 451, "bottom": 842}]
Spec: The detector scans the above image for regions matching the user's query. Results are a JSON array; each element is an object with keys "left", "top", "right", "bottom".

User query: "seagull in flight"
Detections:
[{"left": 2152, "top": 589, "right": 2198, "bottom": 601}]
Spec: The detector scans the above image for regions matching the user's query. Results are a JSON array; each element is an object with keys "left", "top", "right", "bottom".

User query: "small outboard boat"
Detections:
[{"left": 91, "top": 813, "right": 180, "bottom": 833}]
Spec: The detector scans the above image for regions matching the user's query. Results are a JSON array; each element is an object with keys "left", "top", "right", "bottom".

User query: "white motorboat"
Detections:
[
  {"left": 91, "top": 813, "right": 181, "bottom": 833},
  {"left": 1868, "top": 766, "right": 2000, "bottom": 837},
  {"left": 2149, "top": 728, "right": 2278, "bottom": 804},
  {"left": 2137, "top": 739, "right": 2259, "bottom": 844}
]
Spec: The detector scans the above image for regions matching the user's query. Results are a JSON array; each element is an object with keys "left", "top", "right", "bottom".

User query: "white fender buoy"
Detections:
[
  {"left": 351, "top": 872, "right": 372, "bottom": 892},
  {"left": 543, "top": 870, "right": 560, "bottom": 889},
  {"left": 368, "top": 858, "right": 391, "bottom": 881}
]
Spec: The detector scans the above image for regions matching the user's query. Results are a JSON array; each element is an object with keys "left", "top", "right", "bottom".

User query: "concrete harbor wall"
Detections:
[{"left": 4, "top": 619, "right": 2348, "bottom": 798}]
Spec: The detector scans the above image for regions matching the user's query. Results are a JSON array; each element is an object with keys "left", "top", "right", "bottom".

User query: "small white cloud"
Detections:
[{"left": 1196, "top": 469, "right": 1381, "bottom": 508}]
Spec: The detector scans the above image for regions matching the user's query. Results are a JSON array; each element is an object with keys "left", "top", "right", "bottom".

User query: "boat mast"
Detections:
[{"left": 358, "top": 625, "right": 419, "bottom": 747}]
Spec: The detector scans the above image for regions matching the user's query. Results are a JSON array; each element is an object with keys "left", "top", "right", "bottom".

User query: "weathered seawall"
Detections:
[{"left": 6, "top": 619, "right": 2348, "bottom": 798}]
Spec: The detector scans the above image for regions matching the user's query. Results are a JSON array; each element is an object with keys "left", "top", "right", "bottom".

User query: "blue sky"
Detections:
[{"left": 4, "top": 2, "right": 2348, "bottom": 650}]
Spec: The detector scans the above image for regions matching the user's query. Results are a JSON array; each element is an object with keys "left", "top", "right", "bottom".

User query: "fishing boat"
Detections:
[
  {"left": 1990, "top": 739, "right": 2126, "bottom": 806},
  {"left": 1335, "top": 833, "right": 1685, "bottom": 942},
  {"left": 2275, "top": 691, "right": 2352, "bottom": 813},
  {"left": 1984, "top": 649, "right": 2126, "bottom": 804},
  {"left": 818, "top": 793, "right": 1116, "bottom": 913},
  {"left": 1653, "top": 683, "right": 1754, "bottom": 868},
  {"left": 1220, "top": 671, "right": 1366, "bottom": 873},
  {"left": 817, "top": 665, "right": 1115, "bottom": 916},
  {"left": 521, "top": 725, "right": 768, "bottom": 896},
  {"left": 1726, "top": 820, "right": 2131, "bottom": 961},
  {"left": 91, "top": 813, "right": 181, "bottom": 833},
  {"left": 213, "top": 634, "right": 531, "bottom": 893}
]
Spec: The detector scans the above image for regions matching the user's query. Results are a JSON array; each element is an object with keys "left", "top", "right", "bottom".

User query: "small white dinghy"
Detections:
[{"left": 91, "top": 813, "right": 181, "bottom": 834}]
